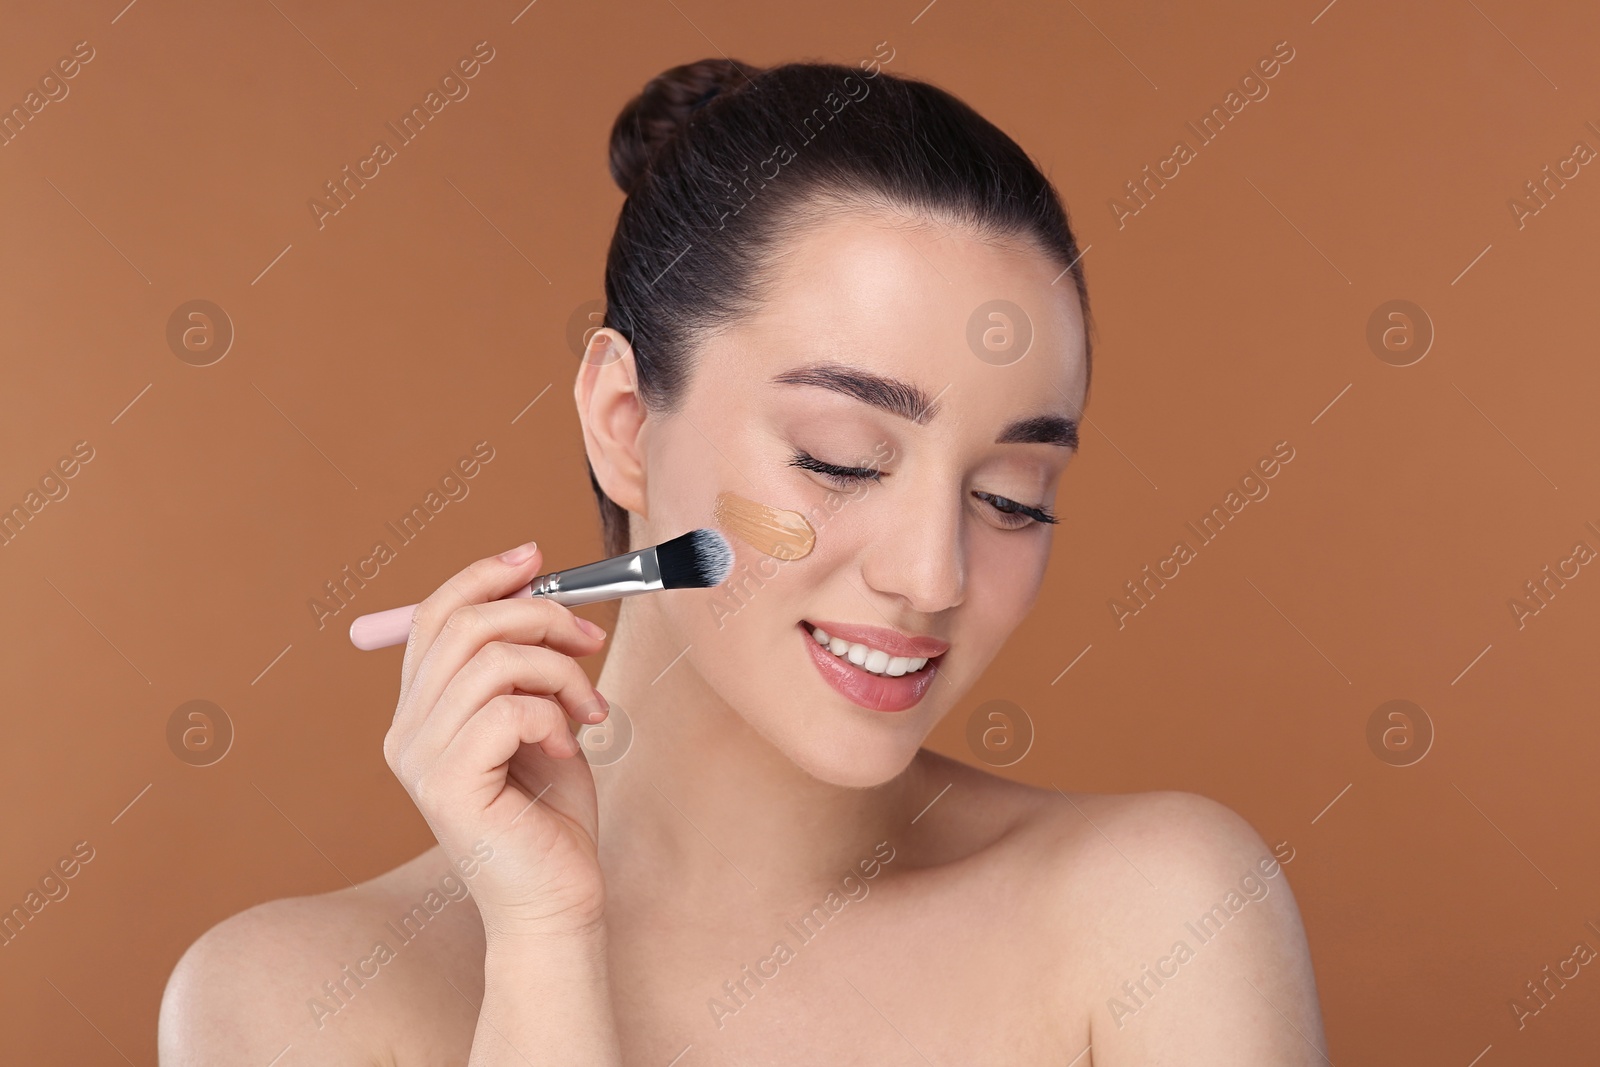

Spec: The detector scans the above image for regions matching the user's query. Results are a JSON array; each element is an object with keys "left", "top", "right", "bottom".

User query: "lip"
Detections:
[
  {"left": 801, "top": 620, "right": 950, "bottom": 659},
  {"left": 798, "top": 621, "right": 944, "bottom": 713}
]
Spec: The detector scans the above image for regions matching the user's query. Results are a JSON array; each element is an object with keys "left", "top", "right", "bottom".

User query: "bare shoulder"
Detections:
[
  {"left": 1034, "top": 789, "right": 1324, "bottom": 1064},
  {"left": 158, "top": 885, "right": 388, "bottom": 1066},
  {"left": 912, "top": 757, "right": 1325, "bottom": 1064},
  {"left": 1041, "top": 787, "right": 1293, "bottom": 887},
  {"left": 911, "top": 750, "right": 1283, "bottom": 876},
  {"left": 158, "top": 847, "right": 483, "bottom": 1067}
]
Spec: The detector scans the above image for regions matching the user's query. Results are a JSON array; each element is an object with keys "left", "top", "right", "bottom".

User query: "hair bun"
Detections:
[{"left": 608, "top": 57, "right": 764, "bottom": 196}]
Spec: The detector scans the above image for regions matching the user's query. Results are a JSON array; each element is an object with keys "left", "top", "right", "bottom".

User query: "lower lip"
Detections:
[{"left": 799, "top": 622, "right": 940, "bottom": 713}]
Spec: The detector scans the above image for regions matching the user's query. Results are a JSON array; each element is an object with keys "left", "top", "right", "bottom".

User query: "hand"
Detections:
[{"left": 383, "top": 540, "right": 612, "bottom": 943}]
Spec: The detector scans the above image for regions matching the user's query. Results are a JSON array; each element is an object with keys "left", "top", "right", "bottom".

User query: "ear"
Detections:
[{"left": 573, "top": 328, "right": 649, "bottom": 519}]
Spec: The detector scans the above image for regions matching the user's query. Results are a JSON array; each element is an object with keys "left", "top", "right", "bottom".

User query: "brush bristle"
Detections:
[{"left": 656, "top": 528, "right": 734, "bottom": 589}]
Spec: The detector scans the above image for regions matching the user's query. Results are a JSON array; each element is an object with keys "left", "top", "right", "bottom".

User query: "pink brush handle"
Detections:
[{"left": 348, "top": 583, "right": 534, "bottom": 651}]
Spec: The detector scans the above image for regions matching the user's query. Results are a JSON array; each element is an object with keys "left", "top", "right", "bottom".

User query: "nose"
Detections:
[{"left": 857, "top": 486, "right": 967, "bottom": 615}]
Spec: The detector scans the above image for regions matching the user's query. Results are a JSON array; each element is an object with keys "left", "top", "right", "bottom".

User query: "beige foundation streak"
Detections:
[{"left": 712, "top": 491, "right": 816, "bottom": 561}]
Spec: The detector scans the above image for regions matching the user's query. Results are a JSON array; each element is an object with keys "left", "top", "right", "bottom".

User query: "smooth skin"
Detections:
[{"left": 159, "top": 203, "right": 1327, "bottom": 1065}]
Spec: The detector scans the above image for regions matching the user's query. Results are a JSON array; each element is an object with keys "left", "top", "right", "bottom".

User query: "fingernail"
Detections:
[
  {"left": 498, "top": 540, "right": 538, "bottom": 564},
  {"left": 577, "top": 617, "right": 607, "bottom": 640}
]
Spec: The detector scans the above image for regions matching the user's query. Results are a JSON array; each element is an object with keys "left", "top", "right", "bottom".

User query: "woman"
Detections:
[{"left": 160, "top": 56, "right": 1326, "bottom": 1065}]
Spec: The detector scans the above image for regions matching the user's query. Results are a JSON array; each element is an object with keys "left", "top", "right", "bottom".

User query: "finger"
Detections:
[
  {"left": 425, "top": 694, "right": 582, "bottom": 804},
  {"left": 394, "top": 595, "right": 606, "bottom": 743},
  {"left": 399, "top": 540, "right": 548, "bottom": 703},
  {"left": 410, "top": 640, "right": 602, "bottom": 763},
  {"left": 406, "top": 641, "right": 605, "bottom": 768}
]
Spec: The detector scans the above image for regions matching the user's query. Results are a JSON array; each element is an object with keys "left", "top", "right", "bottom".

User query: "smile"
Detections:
[
  {"left": 805, "top": 623, "right": 930, "bottom": 676},
  {"left": 798, "top": 620, "right": 949, "bottom": 713}
]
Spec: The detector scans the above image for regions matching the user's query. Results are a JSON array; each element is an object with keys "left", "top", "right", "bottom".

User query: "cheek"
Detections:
[
  {"left": 642, "top": 422, "right": 725, "bottom": 539},
  {"left": 669, "top": 519, "right": 838, "bottom": 702},
  {"left": 670, "top": 551, "right": 813, "bottom": 730},
  {"left": 690, "top": 529, "right": 827, "bottom": 659},
  {"left": 707, "top": 551, "right": 792, "bottom": 630},
  {"left": 967, "top": 532, "right": 1050, "bottom": 633}
]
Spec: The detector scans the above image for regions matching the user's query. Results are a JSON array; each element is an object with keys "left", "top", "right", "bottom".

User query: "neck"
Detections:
[{"left": 590, "top": 593, "right": 924, "bottom": 902}]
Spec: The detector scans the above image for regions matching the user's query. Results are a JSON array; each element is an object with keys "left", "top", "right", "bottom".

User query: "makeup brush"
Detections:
[{"left": 348, "top": 528, "right": 734, "bottom": 651}]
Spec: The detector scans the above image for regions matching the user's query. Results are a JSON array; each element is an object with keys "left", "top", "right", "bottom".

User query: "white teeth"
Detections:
[{"left": 806, "top": 624, "right": 934, "bottom": 677}]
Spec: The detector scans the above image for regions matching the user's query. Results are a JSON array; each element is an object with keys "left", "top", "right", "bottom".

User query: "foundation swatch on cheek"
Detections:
[{"left": 712, "top": 491, "right": 816, "bottom": 561}]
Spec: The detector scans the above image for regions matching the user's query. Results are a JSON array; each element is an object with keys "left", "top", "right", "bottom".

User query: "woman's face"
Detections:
[{"left": 626, "top": 206, "right": 1088, "bottom": 787}]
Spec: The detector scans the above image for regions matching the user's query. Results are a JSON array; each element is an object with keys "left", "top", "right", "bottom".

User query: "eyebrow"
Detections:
[{"left": 770, "top": 362, "right": 1079, "bottom": 449}]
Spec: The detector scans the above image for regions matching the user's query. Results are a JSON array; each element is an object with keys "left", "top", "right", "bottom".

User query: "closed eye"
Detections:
[
  {"left": 788, "top": 450, "right": 1059, "bottom": 528},
  {"left": 789, "top": 450, "right": 883, "bottom": 482},
  {"left": 973, "top": 491, "right": 1058, "bottom": 527}
]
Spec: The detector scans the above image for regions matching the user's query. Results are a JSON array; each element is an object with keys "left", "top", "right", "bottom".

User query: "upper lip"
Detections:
[{"left": 803, "top": 620, "right": 950, "bottom": 659}]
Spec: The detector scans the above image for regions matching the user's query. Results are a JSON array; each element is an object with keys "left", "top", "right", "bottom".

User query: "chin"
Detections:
[
  {"left": 725, "top": 632, "right": 954, "bottom": 789},
  {"left": 688, "top": 600, "right": 964, "bottom": 787},
  {"left": 777, "top": 719, "right": 930, "bottom": 789}
]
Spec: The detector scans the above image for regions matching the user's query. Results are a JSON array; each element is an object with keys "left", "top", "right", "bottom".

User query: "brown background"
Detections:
[{"left": 4, "top": 0, "right": 1598, "bottom": 1061}]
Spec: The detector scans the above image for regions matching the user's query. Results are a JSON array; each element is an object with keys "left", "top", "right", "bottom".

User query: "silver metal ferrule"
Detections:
[{"left": 526, "top": 546, "right": 663, "bottom": 608}]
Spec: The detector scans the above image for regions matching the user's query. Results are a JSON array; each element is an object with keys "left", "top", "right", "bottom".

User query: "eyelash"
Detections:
[{"left": 788, "top": 449, "right": 1060, "bottom": 528}]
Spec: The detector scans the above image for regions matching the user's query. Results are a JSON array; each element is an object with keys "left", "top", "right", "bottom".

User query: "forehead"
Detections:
[{"left": 708, "top": 206, "right": 1088, "bottom": 416}]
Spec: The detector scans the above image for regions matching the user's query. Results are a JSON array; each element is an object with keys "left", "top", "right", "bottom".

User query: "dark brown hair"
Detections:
[{"left": 588, "top": 56, "right": 1093, "bottom": 557}]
